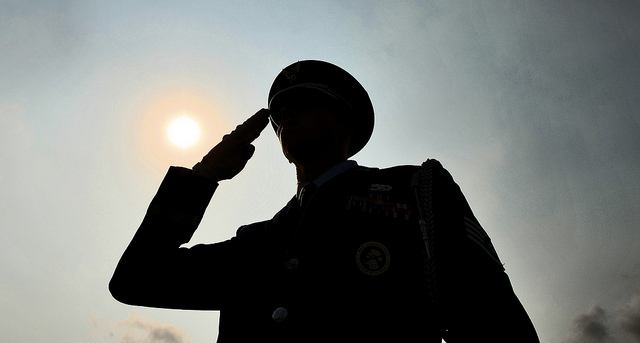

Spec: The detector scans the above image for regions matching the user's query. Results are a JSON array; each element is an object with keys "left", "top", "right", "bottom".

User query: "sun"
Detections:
[{"left": 166, "top": 115, "right": 202, "bottom": 149}]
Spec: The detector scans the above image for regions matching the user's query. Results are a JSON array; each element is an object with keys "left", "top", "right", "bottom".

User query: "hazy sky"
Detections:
[{"left": 1, "top": 1, "right": 639, "bottom": 342}]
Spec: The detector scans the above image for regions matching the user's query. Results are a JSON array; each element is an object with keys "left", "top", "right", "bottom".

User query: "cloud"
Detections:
[
  {"left": 89, "top": 311, "right": 190, "bottom": 343},
  {"left": 563, "top": 295, "right": 640, "bottom": 343},
  {"left": 618, "top": 296, "right": 640, "bottom": 342},
  {"left": 564, "top": 304, "right": 610, "bottom": 343},
  {"left": 119, "top": 311, "right": 190, "bottom": 343}
]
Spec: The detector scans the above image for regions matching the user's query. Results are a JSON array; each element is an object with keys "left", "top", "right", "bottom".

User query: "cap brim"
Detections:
[
  {"left": 267, "top": 83, "right": 351, "bottom": 121},
  {"left": 267, "top": 60, "right": 374, "bottom": 158}
]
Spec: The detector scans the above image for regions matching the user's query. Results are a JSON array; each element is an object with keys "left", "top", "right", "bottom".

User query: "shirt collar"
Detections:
[{"left": 296, "top": 160, "right": 358, "bottom": 198}]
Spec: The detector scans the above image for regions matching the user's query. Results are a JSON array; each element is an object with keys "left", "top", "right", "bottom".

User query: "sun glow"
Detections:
[
  {"left": 132, "top": 89, "right": 227, "bottom": 172},
  {"left": 167, "top": 115, "right": 202, "bottom": 149}
]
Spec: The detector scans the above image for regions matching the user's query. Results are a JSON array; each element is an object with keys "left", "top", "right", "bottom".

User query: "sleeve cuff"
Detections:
[{"left": 147, "top": 166, "right": 219, "bottom": 224}]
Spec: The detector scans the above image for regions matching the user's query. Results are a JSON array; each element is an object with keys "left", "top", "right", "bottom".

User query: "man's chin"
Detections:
[{"left": 281, "top": 141, "right": 318, "bottom": 164}]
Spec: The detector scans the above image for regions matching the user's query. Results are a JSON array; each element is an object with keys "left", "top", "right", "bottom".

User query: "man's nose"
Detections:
[{"left": 279, "top": 106, "right": 297, "bottom": 122}]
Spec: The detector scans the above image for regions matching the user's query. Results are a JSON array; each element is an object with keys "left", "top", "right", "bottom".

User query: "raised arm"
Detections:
[{"left": 109, "top": 109, "right": 270, "bottom": 310}]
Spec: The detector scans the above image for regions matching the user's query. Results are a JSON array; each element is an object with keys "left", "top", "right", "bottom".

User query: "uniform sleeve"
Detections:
[
  {"left": 431, "top": 163, "right": 539, "bottom": 342},
  {"left": 109, "top": 166, "right": 236, "bottom": 310}
]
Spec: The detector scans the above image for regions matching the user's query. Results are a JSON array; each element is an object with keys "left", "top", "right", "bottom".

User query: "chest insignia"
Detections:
[
  {"left": 345, "top": 195, "right": 412, "bottom": 220},
  {"left": 369, "top": 184, "right": 392, "bottom": 192},
  {"left": 356, "top": 241, "right": 391, "bottom": 276}
]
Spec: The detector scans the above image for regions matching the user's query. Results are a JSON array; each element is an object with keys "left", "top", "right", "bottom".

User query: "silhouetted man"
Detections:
[{"left": 110, "top": 60, "right": 539, "bottom": 342}]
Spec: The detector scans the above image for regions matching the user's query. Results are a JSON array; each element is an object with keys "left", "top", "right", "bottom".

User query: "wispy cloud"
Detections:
[
  {"left": 618, "top": 296, "right": 640, "bottom": 342},
  {"left": 90, "top": 311, "right": 190, "bottom": 343},
  {"left": 563, "top": 295, "right": 640, "bottom": 343},
  {"left": 564, "top": 303, "right": 609, "bottom": 343}
]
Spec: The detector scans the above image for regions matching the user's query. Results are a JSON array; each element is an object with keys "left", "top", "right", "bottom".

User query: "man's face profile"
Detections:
[{"left": 271, "top": 89, "right": 352, "bottom": 163}]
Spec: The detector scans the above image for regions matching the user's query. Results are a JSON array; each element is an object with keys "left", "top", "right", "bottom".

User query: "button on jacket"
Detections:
[{"left": 110, "top": 160, "right": 539, "bottom": 342}]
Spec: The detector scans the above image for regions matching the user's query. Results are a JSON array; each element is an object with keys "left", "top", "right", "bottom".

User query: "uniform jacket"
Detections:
[{"left": 110, "top": 160, "right": 539, "bottom": 342}]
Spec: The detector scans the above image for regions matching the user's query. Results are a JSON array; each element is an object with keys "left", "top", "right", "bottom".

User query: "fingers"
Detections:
[
  {"left": 230, "top": 108, "right": 270, "bottom": 144},
  {"left": 193, "top": 109, "right": 270, "bottom": 182}
]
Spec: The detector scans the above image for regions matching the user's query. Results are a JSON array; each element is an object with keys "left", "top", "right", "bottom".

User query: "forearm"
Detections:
[{"left": 109, "top": 166, "right": 221, "bottom": 309}]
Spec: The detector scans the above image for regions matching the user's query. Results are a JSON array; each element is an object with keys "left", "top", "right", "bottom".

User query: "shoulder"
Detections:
[
  {"left": 235, "top": 221, "right": 269, "bottom": 240},
  {"left": 354, "top": 159, "right": 451, "bottom": 181},
  {"left": 352, "top": 164, "right": 417, "bottom": 177},
  {"left": 357, "top": 158, "right": 448, "bottom": 172},
  {"left": 340, "top": 164, "right": 422, "bottom": 195}
]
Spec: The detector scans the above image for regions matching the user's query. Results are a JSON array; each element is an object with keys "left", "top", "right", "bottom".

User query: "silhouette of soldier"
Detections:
[{"left": 110, "top": 60, "right": 540, "bottom": 342}]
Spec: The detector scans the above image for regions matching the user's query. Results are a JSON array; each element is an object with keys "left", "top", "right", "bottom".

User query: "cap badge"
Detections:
[{"left": 282, "top": 62, "right": 301, "bottom": 84}]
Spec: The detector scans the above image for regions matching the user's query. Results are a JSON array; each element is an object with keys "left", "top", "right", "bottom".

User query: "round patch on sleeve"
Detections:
[{"left": 356, "top": 241, "right": 391, "bottom": 276}]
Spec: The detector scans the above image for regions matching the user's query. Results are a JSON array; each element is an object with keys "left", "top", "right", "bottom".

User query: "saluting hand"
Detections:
[{"left": 193, "top": 108, "right": 270, "bottom": 182}]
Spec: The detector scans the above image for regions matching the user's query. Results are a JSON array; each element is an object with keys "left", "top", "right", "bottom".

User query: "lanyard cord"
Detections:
[{"left": 412, "top": 159, "right": 446, "bottom": 340}]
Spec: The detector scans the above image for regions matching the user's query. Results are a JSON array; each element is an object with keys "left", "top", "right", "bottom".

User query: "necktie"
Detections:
[
  {"left": 298, "top": 183, "right": 318, "bottom": 211},
  {"left": 280, "top": 183, "right": 318, "bottom": 266}
]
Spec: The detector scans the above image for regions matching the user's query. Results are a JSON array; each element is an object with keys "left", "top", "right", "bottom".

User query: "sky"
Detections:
[{"left": 1, "top": 0, "right": 639, "bottom": 342}]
